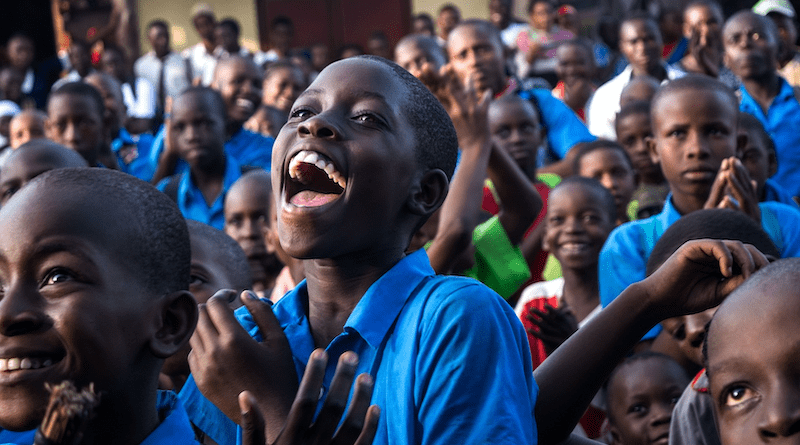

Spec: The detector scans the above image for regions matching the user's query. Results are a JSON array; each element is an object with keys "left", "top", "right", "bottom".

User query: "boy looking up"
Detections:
[
  {"left": 724, "top": 11, "right": 800, "bottom": 199},
  {"left": 157, "top": 87, "right": 240, "bottom": 230},
  {"left": 0, "top": 168, "right": 198, "bottom": 444},
  {"left": 587, "top": 15, "right": 684, "bottom": 139},
  {"left": 184, "top": 56, "right": 537, "bottom": 445},
  {"left": 598, "top": 75, "right": 800, "bottom": 338},
  {"left": 445, "top": 19, "right": 595, "bottom": 176},
  {"left": 45, "top": 82, "right": 109, "bottom": 168}
]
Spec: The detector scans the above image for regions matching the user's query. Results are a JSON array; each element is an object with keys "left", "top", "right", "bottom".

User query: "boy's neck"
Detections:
[
  {"left": 191, "top": 154, "right": 227, "bottom": 206},
  {"left": 303, "top": 248, "right": 406, "bottom": 348},
  {"left": 743, "top": 72, "right": 782, "bottom": 112},
  {"left": 80, "top": 386, "right": 160, "bottom": 445},
  {"left": 226, "top": 120, "right": 244, "bottom": 138},
  {"left": 560, "top": 266, "right": 600, "bottom": 323},
  {"left": 670, "top": 192, "right": 707, "bottom": 216},
  {"left": 633, "top": 64, "right": 666, "bottom": 81}
]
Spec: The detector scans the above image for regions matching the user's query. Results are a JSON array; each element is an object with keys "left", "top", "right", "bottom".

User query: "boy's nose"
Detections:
[
  {"left": 298, "top": 113, "right": 341, "bottom": 140},
  {"left": 685, "top": 133, "right": 711, "bottom": 159},
  {"left": 758, "top": 385, "right": 800, "bottom": 439},
  {"left": 648, "top": 401, "right": 673, "bottom": 427}
]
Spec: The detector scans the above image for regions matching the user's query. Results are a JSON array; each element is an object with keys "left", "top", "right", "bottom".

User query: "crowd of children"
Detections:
[{"left": 0, "top": 0, "right": 799, "bottom": 444}]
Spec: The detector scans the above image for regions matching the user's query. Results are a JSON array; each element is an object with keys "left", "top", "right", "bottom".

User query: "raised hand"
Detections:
[
  {"left": 526, "top": 304, "right": 579, "bottom": 356},
  {"left": 705, "top": 157, "right": 761, "bottom": 223}
]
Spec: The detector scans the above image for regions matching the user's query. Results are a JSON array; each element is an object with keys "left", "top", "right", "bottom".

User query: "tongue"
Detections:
[{"left": 290, "top": 190, "right": 340, "bottom": 207}]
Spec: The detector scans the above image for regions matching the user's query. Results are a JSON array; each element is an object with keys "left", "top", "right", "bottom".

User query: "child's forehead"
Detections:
[
  {"left": 490, "top": 96, "right": 537, "bottom": 119},
  {"left": 621, "top": 19, "right": 658, "bottom": 37},
  {"left": 654, "top": 88, "right": 736, "bottom": 122},
  {"left": 304, "top": 59, "right": 406, "bottom": 105}
]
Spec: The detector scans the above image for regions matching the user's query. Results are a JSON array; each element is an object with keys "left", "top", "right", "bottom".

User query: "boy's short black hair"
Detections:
[
  {"left": 685, "top": 0, "right": 724, "bottom": 21},
  {"left": 645, "top": 208, "right": 780, "bottom": 276},
  {"left": 738, "top": 112, "right": 777, "bottom": 159},
  {"left": 49, "top": 81, "right": 106, "bottom": 120},
  {"left": 615, "top": 100, "right": 651, "bottom": 126},
  {"left": 175, "top": 86, "right": 226, "bottom": 120},
  {"left": 604, "top": 351, "right": 689, "bottom": 420},
  {"left": 271, "top": 15, "right": 294, "bottom": 31},
  {"left": 395, "top": 34, "right": 447, "bottom": 68},
  {"left": 218, "top": 18, "right": 241, "bottom": 36},
  {"left": 651, "top": 75, "right": 738, "bottom": 122},
  {"left": 147, "top": 20, "right": 169, "bottom": 32},
  {"left": 572, "top": 139, "right": 635, "bottom": 176},
  {"left": 27, "top": 168, "right": 190, "bottom": 295},
  {"left": 553, "top": 176, "right": 617, "bottom": 223},
  {"left": 527, "top": 0, "right": 553, "bottom": 14},
  {"left": 264, "top": 60, "right": 299, "bottom": 80},
  {"left": 186, "top": 220, "right": 253, "bottom": 291},
  {"left": 358, "top": 55, "right": 458, "bottom": 180},
  {"left": 452, "top": 19, "right": 505, "bottom": 50},
  {"left": 438, "top": 3, "right": 460, "bottom": 14}
]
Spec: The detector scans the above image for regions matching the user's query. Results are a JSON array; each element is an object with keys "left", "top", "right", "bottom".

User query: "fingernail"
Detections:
[
  {"left": 343, "top": 351, "right": 359, "bottom": 366},
  {"left": 246, "top": 290, "right": 258, "bottom": 300}
]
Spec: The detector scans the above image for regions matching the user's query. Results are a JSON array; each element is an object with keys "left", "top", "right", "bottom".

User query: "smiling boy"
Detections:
[
  {"left": 184, "top": 55, "right": 537, "bottom": 445},
  {"left": 0, "top": 168, "right": 198, "bottom": 444}
]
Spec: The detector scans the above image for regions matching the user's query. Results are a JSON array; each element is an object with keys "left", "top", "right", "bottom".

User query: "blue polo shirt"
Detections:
[
  {"left": 599, "top": 195, "right": 800, "bottom": 339},
  {"left": 764, "top": 178, "right": 798, "bottom": 207},
  {"left": 180, "top": 249, "right": 538, "bottom": 445},
  {"left": 112, "top": 128, "right": 156, "bottom": 181},
  {"left": 0, "top": 391, "right": 198, "bottom": 445},
  {"left": 740, "top": 78, "right": 800, "bottom": 198},
  {"left": 517, "top": 88, "right": 596, "bottom": 160},
  {"left": 147, "top": 127, "right": 273, "bottom": 177},
  {"left": 156, "top": 153, "right": 241, "bottom": 230}
]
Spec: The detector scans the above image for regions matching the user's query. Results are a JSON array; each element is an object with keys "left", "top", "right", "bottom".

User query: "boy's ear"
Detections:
[
  {"left": 608, "top": 425, "right": 623, "bottom": 445},
  {"left": 407, "top": 168, "right": 449, "bottom": 216},
  {"left": 149, "top": 290, "right": 199, "bottom": 359},
  {"left": 646, "top": 135, "right": 660, "bottom": 165}
]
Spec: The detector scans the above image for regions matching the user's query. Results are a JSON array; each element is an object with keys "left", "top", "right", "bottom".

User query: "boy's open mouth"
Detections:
[
  {"left": 0, "top": 354, "right": 64, "bottom": 372},
  {"left": 286, "top": 150, "right": 346, "bottom": 207}
]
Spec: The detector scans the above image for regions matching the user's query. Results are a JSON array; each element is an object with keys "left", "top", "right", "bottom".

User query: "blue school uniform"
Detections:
[
  {"left": 764, "top": 178, "right": 798, "bottom": 207},
  {"left": 0, "top": 391, "right": 197, "bottom": 445},
  {"left": 599, "top": 195, "right": 800, "bottom": 339},
  {"left": 739, "top": 78, "right": 800, "bottom": 198},
  {"left": 156, "top": 153, "right": 241, "bottom": 230},
  {"left": 147, "top": 127, "right": 273, "bottom": 176},
  {"left": 180, "top": 249, "right": 539, "bottom": 445},
  {"left": 112, "top": 128, "right": 156, "bottom": 181}
]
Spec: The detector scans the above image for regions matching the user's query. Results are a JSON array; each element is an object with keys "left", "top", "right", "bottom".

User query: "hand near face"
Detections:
[
  {"left": 705, "top": 157, "right": 761, "bottom": 223},
  {"left": 526, "top": 304, "right": 578, "bottom": 356},
  {"left": 190, "top": 290, "right": 298, "bottom": 441},
  {"left": 431, "top": 64, "right": 492, "bottom": 150},
  {"left": 640, "top": 239, "right": 769, "bottom": 319},
  {"left": 240, "top": 350, "right": 380, "bottom": 445},
  {"left": 689, "top": 27, "right": 722, "bottom": 77}
]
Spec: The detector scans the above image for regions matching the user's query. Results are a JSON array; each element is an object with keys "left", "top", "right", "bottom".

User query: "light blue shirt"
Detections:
[
  {"left": 518, "top": 88, "right": 596, "bottom": 160},
  {"left": 599, "top": 195, "right": 800, "bottom": 338},
  {"left": 181, "top": 249, "right": 538, "bottom": 445},
  {"left": 156, "top": 153, "right": 241, "bottom": 230},
  {"left": 764, "top": 178, "right": 798, "bottom": 207},
  {"left": 740, "top": 78, "right": 800, "bottom": 197}
]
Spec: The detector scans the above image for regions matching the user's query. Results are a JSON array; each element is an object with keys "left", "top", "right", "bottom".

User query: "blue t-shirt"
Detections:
[
  {"left": 181, "top": 249, "right": 539, "bottom": 445},
  {"left": 147, "top": 127, "right": 273, "bottom": 177},
  {"left": 764, "top": 178, "right": 798, "bottom": 207},
  {"left": 517, "top": 88, "right": 596, "bottom": 164},
  {"left": 112, "top": 128, "right": 156, "bottom": 182},
  {"left": 0, "top": 391, "right": 197, "bottom": 445},
  {"left": 599, "top": 195, "right": 800, "bottom": 339},
  {"left": 740, "top": 78, "right": 800, "bottom": 197},
  {"left": 156, "top": 153, "right": 242, "bottom": 230}
]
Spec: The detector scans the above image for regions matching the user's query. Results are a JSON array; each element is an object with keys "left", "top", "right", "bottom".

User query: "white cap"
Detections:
[
  {"left": 0, "top": 101, "right": 21, "bottom": 118},
  {"left": 191, "top": 3, "right": 214, "bottom": 18},
  {"left": 753, "top": 0, "right": 796, "bottom": 18}
]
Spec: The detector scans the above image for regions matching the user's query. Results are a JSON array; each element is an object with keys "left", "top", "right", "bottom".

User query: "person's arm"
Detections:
[
  {"left": 537, "top": 143, "right": 583, "bottom": 177},
  {"left": 534, "top": 239, "right": 769, "bottom": 444},
  {"left": 487, "top": 144, "right": 542, "bottom": 245},
  {"left": 426, "top": 71, "right": 493, "bottom": 274},
  {"left": 150, "top": 102, "right": 181, "bottom": 185}
]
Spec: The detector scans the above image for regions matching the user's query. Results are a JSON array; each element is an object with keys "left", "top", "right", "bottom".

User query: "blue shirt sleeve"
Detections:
[
  {"left": 177, "top": 375, "right": 238, "bottom": 445},
  {"left": 761, "top": 201, "right": 800, "bottom": 258},
  {"left": 521, "top": 89, "right": 596, "bottom": 159}
]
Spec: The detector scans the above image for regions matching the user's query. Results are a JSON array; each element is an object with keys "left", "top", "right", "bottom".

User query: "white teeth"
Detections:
[
  {"left": 0, "top": 357, "right": 58, "bottom": 372},
  {"left": 288, "top": 150, "right": 346, "bottom": 190},
  {"left": 236, "top": 98, "right": 254, "bottom": 111}
]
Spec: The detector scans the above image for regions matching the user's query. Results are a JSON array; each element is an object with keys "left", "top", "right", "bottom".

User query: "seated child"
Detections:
[
  {"left": 0, "top": 139, "right": 88, "bottom": 206},
  {"left": 573, "top": 139, "right": 637, "bottom": 226},
  {"left": 224, "top": 170, "right": 283, "bottom": 300},
  {"left": 552, "top": 40, "right": 596, "bottom": 122},
  {"left": 8, "top": 110, "right": 46, "bottom": 149},
  {"left": 182, "top": 55, "right": 539, "bottom": 445},
  {"left": 737, "top": 112, "right": 798, "bottom": 207},
  {"left": 157, "top": 87, "right": 243, "bottom": 230},
  {"left": 645, "top": 208, "right": 779, "bottom": 379},
  {"left": 599, "top": 75, "right": 800, "bottom": 340},
  {"left": 618, "top": 75, "right": 660, "bottom": 108},
  {"left": 604, "top": 352, "right": 691, "bottom": 445},
  {"left": 393, "top": 34, "right": 446, "bottom": 80},
  {"left": 160, "top": 220, "right": 251, "bottom": 393},
  {"left": 0, "top": 167, "right": 199, "bottom": 444},
  {"left": 615, "top": 100, "right": 669, "bottom": 219},
  {"left": 704, "top": 257, "right": 800, "bottom": 444},
  {"left": 45, "top": 82, "right": 107, "bottom": 168}
]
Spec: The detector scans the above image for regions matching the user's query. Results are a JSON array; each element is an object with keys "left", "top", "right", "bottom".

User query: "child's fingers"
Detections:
[
  {"left": 725, "top": 240, "right": 756, "bottom": 279},
  {"left": 332, "top": 373, "right": 375, "bottom": 445},
  {"left": 240, "top": 290, "right": 285, "bottom": 343},
  {"left": 239, "top": 391, "right": 267, "bottom": 445},
  {"left": 193, "top": 303, "right": 220, "bottom": 347},
  {"left": 282, "top": 349, "right": 328, "bottom": 441},
  {"left": 351, "top": 405, "right": 380, "bottom": 445},
  {"left": 705, "top": 172, "right": 728, "bottom": 208},
  {"left": 205, "top": 290, "right": 244, "bottom": 334},
  {"left": 309, "top": 351, "right": 360, "bottom": 443}
]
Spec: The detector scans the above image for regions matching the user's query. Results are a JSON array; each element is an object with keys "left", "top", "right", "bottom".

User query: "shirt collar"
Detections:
[
  {"left": 141, "top": 390, "right": 198, "bottom": 445},
  {"left": 177, "top": 152, "right": 241, "bottom": 205},
  {"left": 660, "top": 193, "right": 684, "bottom": 226}
]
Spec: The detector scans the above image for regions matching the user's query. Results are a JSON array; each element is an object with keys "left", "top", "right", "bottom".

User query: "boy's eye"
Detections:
[
  {"left": 42, "top": 268, "right": 75, "bottom": 286},
  {"left": 667, "top": 129, "right": 686, "bottom": 138},
  {"left": 353, "top": 112, "right": 384, "bottom": 126},
  {"left": 628, "top": 403, "right": 648, "bottom": 416},
  {"left": 672, "top": 323, "right": 686, "bottom": 341},
  {"left": 189, "top": 274, "right": 208, "bottom": 287},
  {"left": 724, "top": 385, "right": 757, "bottom": 407},
  {"left": 290, "top": 108, "right": 314, "bottom": 120}
]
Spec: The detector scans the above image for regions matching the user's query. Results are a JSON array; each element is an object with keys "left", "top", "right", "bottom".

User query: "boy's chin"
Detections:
[{"left": 0, "top": 399, "right": 47, "bottom": 432}]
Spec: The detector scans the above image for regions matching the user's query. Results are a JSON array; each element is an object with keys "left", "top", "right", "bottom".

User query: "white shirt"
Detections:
[
  {"left": 182, "top": 43, "right": 217, "bottom": 86},
  {"left": 122, "top": 77, "right": 156, "bottom": 119},
  {"left": 133, "top": 51, "right": 190, "bottom": 101},
  {"left": 586, "top": 63, "right": 685, "bottom": 139}
]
